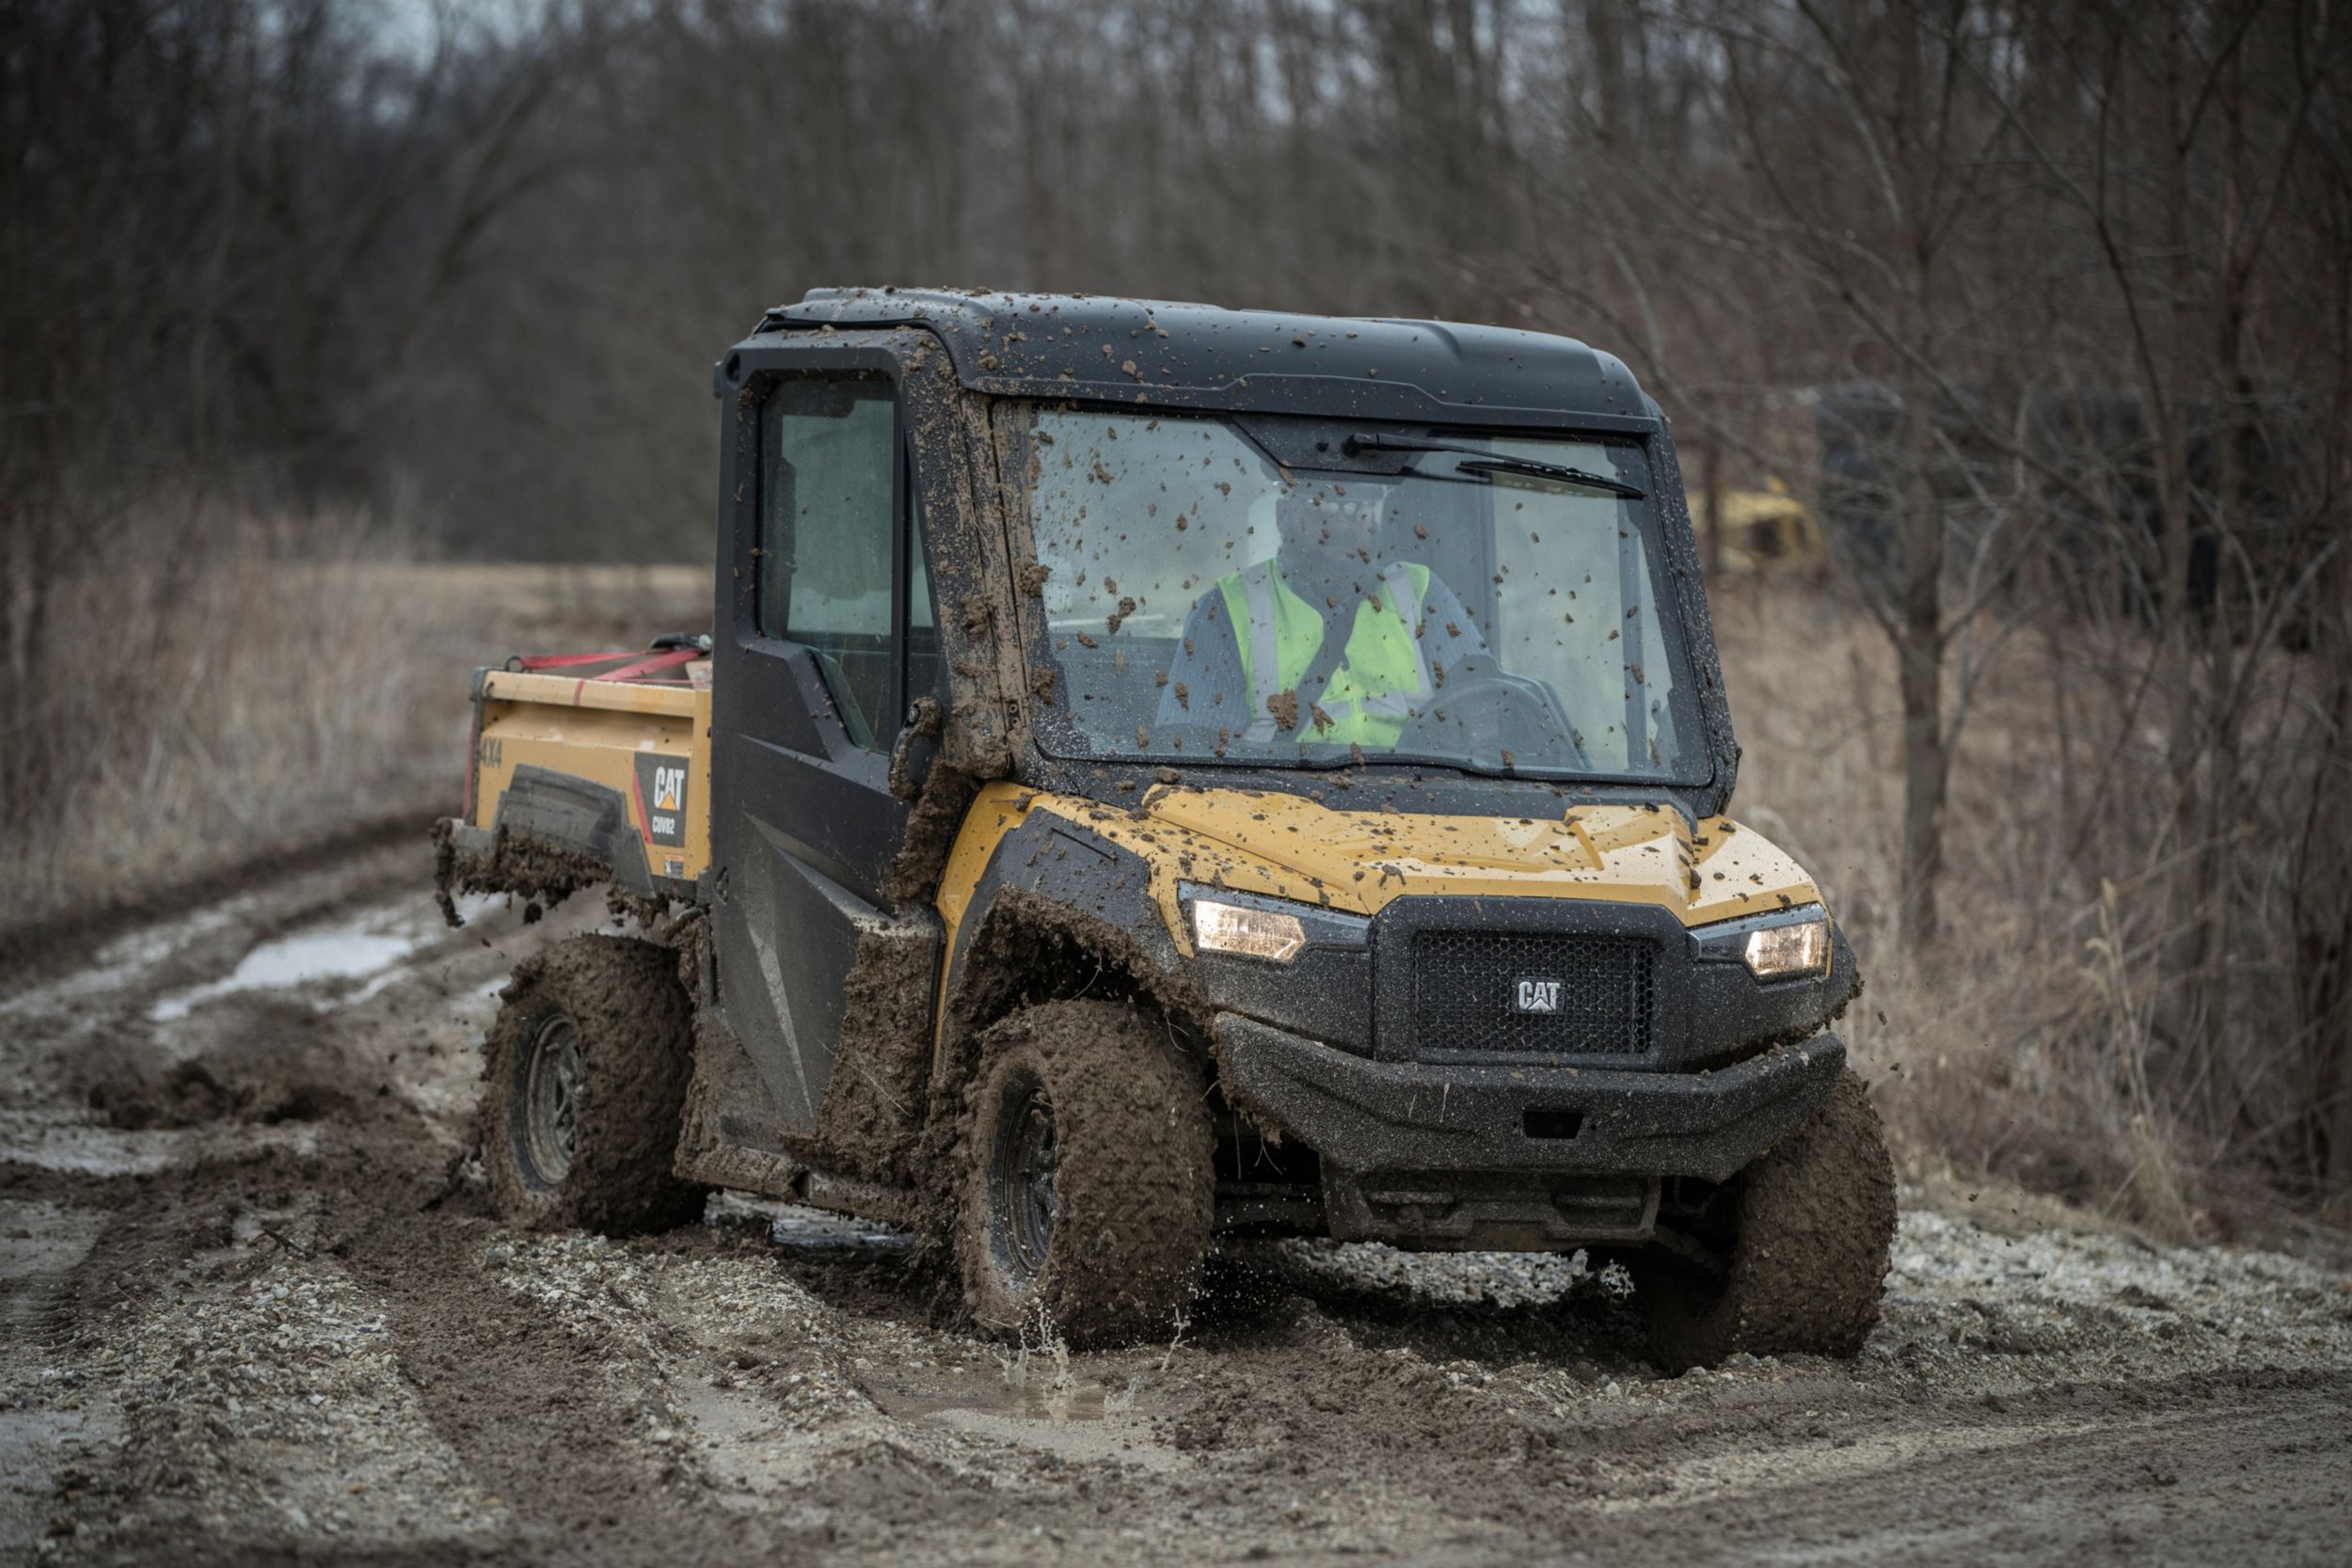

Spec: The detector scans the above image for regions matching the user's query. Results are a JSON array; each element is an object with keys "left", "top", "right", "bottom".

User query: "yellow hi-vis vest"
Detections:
[{"left": 1217, "top": 560, "right": 1434, "bottom": 747}]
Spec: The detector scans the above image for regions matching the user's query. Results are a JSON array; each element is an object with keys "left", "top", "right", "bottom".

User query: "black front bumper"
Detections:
[{"left": 1215, "top": 1013, "right": 1846, "bottom": 1188}]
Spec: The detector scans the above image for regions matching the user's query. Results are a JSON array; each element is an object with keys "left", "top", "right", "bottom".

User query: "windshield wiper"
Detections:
[{"left": 1343, "top": 432, "right": 1645, "bottom": 500}]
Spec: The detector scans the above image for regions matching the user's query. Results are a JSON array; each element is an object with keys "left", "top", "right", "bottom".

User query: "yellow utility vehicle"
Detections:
[
  {"left": 1715, "top": 477, "right": 1827, "bottom": 575},
  {"left": 437, "top": 289, "right": 1892, "bottom": 1366}
]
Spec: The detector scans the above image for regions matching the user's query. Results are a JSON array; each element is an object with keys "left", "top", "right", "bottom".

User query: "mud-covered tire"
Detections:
[
  {"left": 955, "top": 1000, "right": 1213, "bottom": 1349},
  {"left": 1636, "top": 1069, "right": 1896, "bottom": 1370},
  {"left": 478, "top": 935, "right": 706, "bottom": 1234}
]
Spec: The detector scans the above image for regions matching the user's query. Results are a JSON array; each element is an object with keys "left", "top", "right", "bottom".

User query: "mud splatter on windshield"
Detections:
[{"left": 1004, "top": 406, "right": 1699, "bottom": 782}]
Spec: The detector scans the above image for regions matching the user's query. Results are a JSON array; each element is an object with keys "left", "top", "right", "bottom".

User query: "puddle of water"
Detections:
[
  {"left": 145, "top": 895, "right": 496, "bottom": 1023},
  {"left": 706, "top": 1193, "right": 914, "bottom": 1259},
  {"left": 149, "top": 926, "right": 415, "bottom": 1022},
  {"left": 770, "top": 1208, "right": 914, "bottom": 1257},
  {"left": 1011, "top": 1381, "right": 1111, "bottom": 1420},
  {"left": 897, "top": 1381, "right": 1115, "bottom": 1423},
  {"left": 878, "top": 1361, "right": 1150, "bottom": 1428},
  {"left": 918, "top": 1400, "right": 1184, "bottom": 1469}
]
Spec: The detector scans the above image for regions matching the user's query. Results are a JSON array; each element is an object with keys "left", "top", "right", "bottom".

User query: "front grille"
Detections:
[{"left": 1410, "top": 930, "right": 1656, "bottom": 1057}]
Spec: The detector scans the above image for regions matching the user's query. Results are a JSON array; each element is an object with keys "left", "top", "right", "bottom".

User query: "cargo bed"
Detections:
[{"left": 437, "top": 652, "right": 714, "bottom": 910}]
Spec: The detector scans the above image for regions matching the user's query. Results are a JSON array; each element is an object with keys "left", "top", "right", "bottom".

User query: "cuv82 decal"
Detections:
[{"left": 633, "top": 752, "right": 690, "bottom": 847}]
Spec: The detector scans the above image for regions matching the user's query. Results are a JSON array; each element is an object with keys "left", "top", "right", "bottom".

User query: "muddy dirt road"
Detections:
[{"left": 3, "top": 840, "right": 2347, "bottom": 1566}]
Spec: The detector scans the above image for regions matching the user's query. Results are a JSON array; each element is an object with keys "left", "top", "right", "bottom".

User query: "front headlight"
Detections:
[
  {"left": 1741, "top": 916, "right": 1831, "bottom": 978},
  {"left": 1191, "top": 898, "right": 1308, "bottom": 963},
  {"left": 1692, "top": 903, "right": 1834, "bottom": 980}
]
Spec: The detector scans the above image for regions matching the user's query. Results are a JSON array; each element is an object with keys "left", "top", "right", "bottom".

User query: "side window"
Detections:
[{"left": 759, "top": 376, "right": 897, "bottom": 748}]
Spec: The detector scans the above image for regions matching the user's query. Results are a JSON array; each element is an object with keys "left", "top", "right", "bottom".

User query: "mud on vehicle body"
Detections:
[{"left": 438, "top": 288, "right": 1894, "bottom": 1359}]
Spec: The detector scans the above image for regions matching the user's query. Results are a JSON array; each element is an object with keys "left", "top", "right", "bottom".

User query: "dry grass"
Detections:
[
  {"left": 1714, "top": 581, "right": 2344, "bottom": 1245},
  {"left": 0, "top": 506, "right": 707, "bottom": 929}
]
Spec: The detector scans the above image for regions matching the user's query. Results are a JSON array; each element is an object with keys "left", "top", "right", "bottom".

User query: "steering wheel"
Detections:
[{"left": 1401, "top": 671, "right": 1592, "bottom": 770}]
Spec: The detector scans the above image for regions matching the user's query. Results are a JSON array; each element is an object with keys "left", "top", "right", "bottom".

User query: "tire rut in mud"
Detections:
[{"left": 350, "top": 1212, "right": 802, "bottom": 1565}]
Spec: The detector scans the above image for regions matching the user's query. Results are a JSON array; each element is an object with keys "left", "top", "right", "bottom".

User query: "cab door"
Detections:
[{"left": 708, "top": 349, "right": 943, "bottom": 1131}]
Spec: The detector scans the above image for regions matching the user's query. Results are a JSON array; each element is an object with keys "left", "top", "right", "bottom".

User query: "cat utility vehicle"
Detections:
[{"left": 437, "top": 288, "right": 1894, "bottom": 1367}]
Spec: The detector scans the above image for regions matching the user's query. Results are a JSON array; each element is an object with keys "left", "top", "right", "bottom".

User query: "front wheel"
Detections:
[
  {"left": 955, "top": 1000, "right": 1214, "bottom": 1349},
  {"left": 1635, "top": 1068, "right": 1897, "bottom": 1370},
  {"left": 478, "top": 935, "right": 706, "bottom": 1234}
]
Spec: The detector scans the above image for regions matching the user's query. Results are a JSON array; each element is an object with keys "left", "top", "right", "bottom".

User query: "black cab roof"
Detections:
[{"left": 752, "top": 287, "right": 1660, "bottom": 431}]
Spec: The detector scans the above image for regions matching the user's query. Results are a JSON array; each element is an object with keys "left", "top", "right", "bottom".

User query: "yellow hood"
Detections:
[{"left": 936, "top": 783, "right": 1824, "bottom": 958}]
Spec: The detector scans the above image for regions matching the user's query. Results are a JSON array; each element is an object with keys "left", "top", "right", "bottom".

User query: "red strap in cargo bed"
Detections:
[
  {"left": 506, "top": 650, "right": 644, "bottom": 670},
  {"left": 588, "top": 647, "right": 703, "bottom": 682},
  {"left": 505, "top": 648, "right": 703, "bottom": 682}
]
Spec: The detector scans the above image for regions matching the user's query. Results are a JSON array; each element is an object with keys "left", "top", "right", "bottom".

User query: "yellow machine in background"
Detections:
[{"left": 1712, "top": 477, "right": 1825, "bottom": 575}]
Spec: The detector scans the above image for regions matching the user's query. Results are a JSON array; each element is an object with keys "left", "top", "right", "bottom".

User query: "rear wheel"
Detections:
[
  {"left": 1635, "top": 1068, "right": 1896, "bottom": 1370},
  {"left": 479, "top": 935, "right": 705, "bottom": 1234},
  {"left": 956, "top": 1000, "right": 1213, "bottom": 1348}
]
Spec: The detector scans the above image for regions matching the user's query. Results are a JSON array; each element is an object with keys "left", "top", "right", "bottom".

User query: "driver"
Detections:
[{"left": 1155, "top": 481, "right": 1490, "bottom": 747}]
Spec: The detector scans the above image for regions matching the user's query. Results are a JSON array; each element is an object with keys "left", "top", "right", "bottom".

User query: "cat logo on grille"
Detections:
[{"left": 1515, "top": 978, "right": 1563, "bottom": 1014}]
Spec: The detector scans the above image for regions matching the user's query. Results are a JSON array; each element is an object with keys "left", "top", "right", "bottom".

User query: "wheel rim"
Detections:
[
  {"left": 521, "top": 1014, "right": 581, "bottom": 1187},
  {"left": 989, "top": 1071, "right": 1058, "bottom": 1284}
]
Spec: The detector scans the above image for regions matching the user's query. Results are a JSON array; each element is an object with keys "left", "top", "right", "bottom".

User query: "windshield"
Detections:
[{"left": 1002, "top": 405, "right": 1703, "bottom": 783}]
